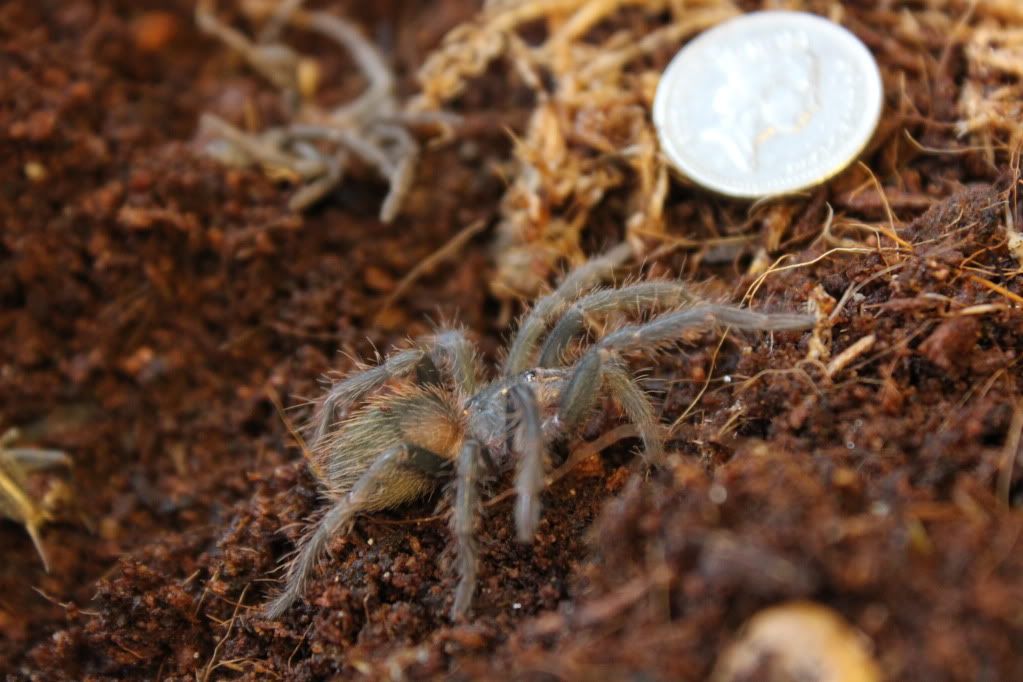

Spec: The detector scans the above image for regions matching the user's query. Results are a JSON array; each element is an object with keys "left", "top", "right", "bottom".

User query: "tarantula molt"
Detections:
[{"left": 265, "top": 245, "right": 814, "bottom": 619}]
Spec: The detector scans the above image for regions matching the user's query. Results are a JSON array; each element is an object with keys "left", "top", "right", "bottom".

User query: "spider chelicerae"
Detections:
[{"left": 265, "top": 245, "right": 814, "bottom": 618}]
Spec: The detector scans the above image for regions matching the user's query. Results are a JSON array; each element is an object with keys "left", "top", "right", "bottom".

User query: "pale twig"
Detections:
[
  {"left": 826, "top": 334, "right": 877, "bottom": 379},
  {"left": 200, "top": 583, "right": 251, "bottom": 682},
  {"left": 375, "top": 219, "right": 488, "bottom": 322},
  {"left": 997, "top": 402, "right": 1023, "bottom": 504},
  {"left": 741, "top": 248, "right": 874, "bottom": 307},
  {"left": 967, "top": 273, "right": 1023, "bottom": 305},
  {"left": 668, "top": 329, "right": 728, "bottom": 435}
]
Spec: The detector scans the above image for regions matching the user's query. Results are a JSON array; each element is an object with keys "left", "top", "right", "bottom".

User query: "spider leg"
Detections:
[
  {"left": 264, "top": 492, "right": 361, "bottom": 618},
  {"left": 287, "top": 146, "right": 346, "bottom": 211},
  {"left": 287, "top": 123, "right": 415, "bottom": 223},
  {"left": 451, "top": 439, "right": 482, "bottom": 619},
  {"left": 602, "top": 361, "right": 662, "bottom": 462},
  {"left": 503, "top": 241, "right": 632, "bottom": 375},
  {"left": 288, "top": 125, "right": 394, "bottom": 176},
  {"left": 557, "top": 349, "right": 663, "bottom": 462},
  {"left": 312, "top": 329, "right": 478, "bottom": 473},
  {"left": 265, "top": 444, "right": 432, "bottom": 618},
  {"left": 310, "top": 348, "right": 426, "bottom": 447},
  {"left": 537, "top": 281, "right": 694, "bottom": 368},
  {"left": 555, "top": 304, "right": 812, "bottom": 461},
  {"left": 598, "top": 304, "right": 814, "bottom": 354},
  {"left": 199, "top": 114, "right": 327, "bottom": 178},
  {"left": 427, "top": 329, "right": 482, "bottom": 398},
  {"left": 509, "top": 383, "right": 543, "bottom": 543}
]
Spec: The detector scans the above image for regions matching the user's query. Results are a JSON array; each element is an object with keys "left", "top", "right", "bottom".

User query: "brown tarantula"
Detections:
[{"left": 265, "top": 245, "right": 814, "bottom": 618}]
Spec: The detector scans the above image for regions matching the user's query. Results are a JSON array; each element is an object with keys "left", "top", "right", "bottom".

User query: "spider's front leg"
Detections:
[
  {"left": 265, "top": 443, "right": 442, "bottom": 618},
  {"left": 557, "top": 303, "right": 816, "bottom": 464},
  {"left": 451, "top": 380, "right": 544, "bottom": 617},
  {"left": 503, "top": 241, "right": 633, "bottom": 375},
  {"left": 537, "top": 280, "right": 694, "bottom": 368}
]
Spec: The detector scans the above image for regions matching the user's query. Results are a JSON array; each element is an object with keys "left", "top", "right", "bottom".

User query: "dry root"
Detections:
[
  {"left": 196, "top": 0, "right": 454, "bottom": 221},
  {"left": 414, "top": 0, "right": 738, "bottom": 300},
  {"left": 958, "top": 25, "right": 1023, "bottom": 144}
]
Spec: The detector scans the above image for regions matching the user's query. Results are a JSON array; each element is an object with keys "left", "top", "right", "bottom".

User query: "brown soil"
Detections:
[{"left": 2, "top": 1, "right": 1022, "bottom": 680}]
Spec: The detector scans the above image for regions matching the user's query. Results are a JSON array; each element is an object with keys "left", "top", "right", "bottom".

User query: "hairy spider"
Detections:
[{"left": 265, "top": 245, "right": 814, "bottom": 618}]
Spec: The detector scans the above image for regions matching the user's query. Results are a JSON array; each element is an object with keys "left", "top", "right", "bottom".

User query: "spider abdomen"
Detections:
[{"left": 315, "top": 386, "right": 463, "bottom": 502}]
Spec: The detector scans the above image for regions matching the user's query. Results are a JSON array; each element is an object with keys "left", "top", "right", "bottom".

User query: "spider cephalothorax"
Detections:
[{"left": 265, "top": 245, "right": 814, "bottom": 618}]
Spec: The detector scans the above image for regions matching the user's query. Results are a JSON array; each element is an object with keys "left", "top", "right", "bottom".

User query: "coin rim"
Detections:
[{"left": 653, "top": 11, "right": 883, "bottom": 199}]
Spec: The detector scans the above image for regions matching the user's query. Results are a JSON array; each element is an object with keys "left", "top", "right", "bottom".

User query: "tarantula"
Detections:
[{"left": 265, "top": 245, "right": 814, "bottom": 618}]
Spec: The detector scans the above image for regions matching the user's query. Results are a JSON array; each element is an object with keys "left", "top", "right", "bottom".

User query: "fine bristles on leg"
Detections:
[
  {"left": 556, "top": 350, "right": 663, "bottom": 462},
  {"left": 309, "top": 349, "right": 426, "bottom": 448},
  {"left": 264, "top": 495, "right": 361, "bottom": 619},
  {"left": 451, "top": 439, "right": 482, "bottom": 619},
  {"left": 700, "top": 305, "right": 815, "bottom": 332},
  {"left": 510, "top": 384, "right": 543, "bottom": 543},
  {"left": 557, "top": 350, "right": 603, "bottom": 431},
  {"left": 537, "top": 281, "right": 694, "bottom": 367},
  {"left": 602, "top": 363, "right": 662, "bottom": 462},
  {"left": 503, "top": 242, "right": 633, "bottom": 375},
  {"left": 265, "top": 446, "right": 413, "bottom": 618},
  {"left": 428, "top": 329, "right": 482, "bottom": 398},
  {"left": 599, "top": 304, "right": 814, "bottom": 354}
]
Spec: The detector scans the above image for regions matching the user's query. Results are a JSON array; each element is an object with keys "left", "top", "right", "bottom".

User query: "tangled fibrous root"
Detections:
[
  {"left": 958, "top": 21, "right": 1023, "bottom": 146},
  {"left": 412, "top": 0, "right": 739, "bottom": 300},
  {"left": 196, "top": 0, "right": 456, "bottom": 220}
]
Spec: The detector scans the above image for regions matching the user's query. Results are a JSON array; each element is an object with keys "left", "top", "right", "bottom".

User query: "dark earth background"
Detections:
[{"left": 2, "top": 1, "right": 1022, "bottom": 679}]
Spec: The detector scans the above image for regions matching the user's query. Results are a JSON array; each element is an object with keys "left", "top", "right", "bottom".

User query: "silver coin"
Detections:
[{"left": 653, "top": 11, "right": 883, "bottom": 199}]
